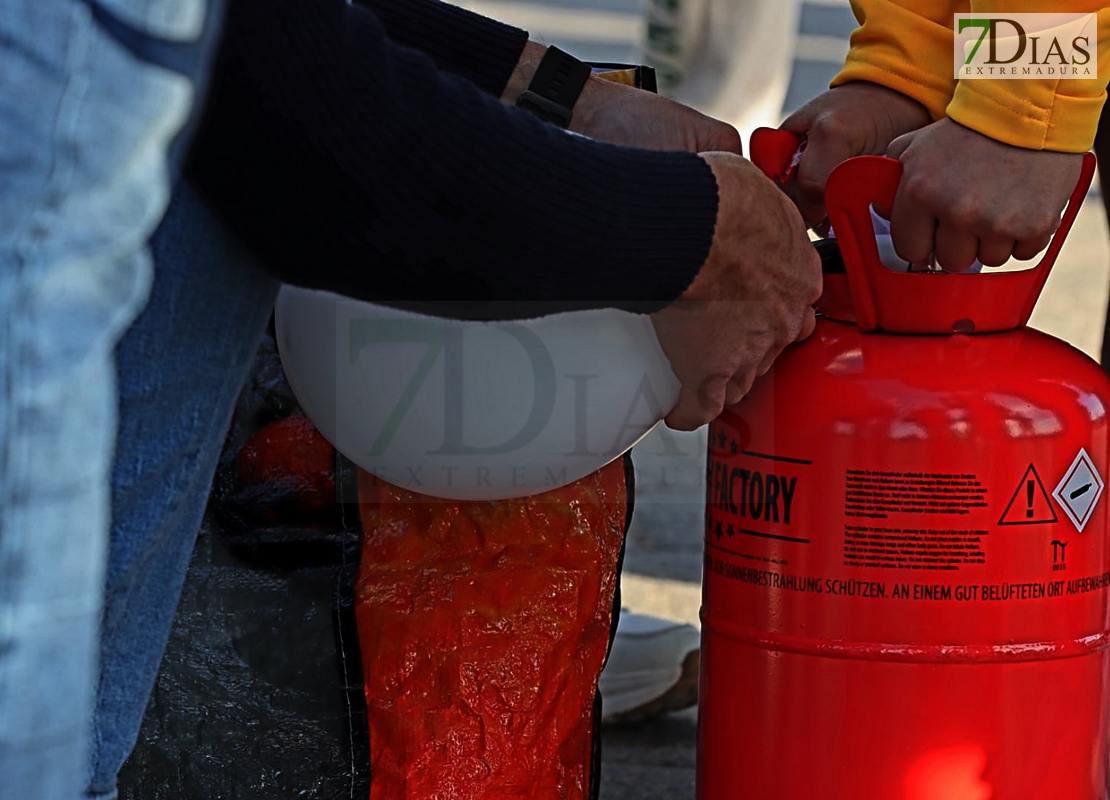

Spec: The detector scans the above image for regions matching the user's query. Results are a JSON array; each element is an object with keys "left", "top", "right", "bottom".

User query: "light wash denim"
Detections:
[
  {"left": 0, "top": 2, "right": 203, "bottom": 798},
  {"left": 87, "top": 183, "right": 278, "bottom": 800}
]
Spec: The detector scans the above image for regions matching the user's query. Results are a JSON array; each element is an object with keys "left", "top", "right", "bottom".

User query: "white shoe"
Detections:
[{"left": 598, "top": 610, "right": 701, "bottom": 725}]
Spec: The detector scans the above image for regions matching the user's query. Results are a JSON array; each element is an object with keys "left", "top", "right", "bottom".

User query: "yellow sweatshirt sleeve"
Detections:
[
  {"left": 830, "top": 0, "right": 965, "bottom": 122},
  {"left": 831, "top": 1, "right": 1109, "bottom": 152},
  {"left": 947, "top": 3, "right": 1110, "bottom": 152}
]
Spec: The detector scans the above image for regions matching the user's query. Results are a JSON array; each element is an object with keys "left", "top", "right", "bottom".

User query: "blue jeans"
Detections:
[
  {"left": 87, "top": 185, "right": 279, "bottom": 799},
  {"left": 0, "top": 2, "right": 203, "bottom": 798}
]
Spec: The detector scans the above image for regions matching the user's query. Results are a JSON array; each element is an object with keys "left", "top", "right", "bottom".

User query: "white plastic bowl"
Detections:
[{"left": 274, "top": 286, "right": 681, "bottom": 500}]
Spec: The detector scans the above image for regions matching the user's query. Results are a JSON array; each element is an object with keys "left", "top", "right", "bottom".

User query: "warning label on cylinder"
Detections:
[
  {"left": 706, "top": 544, "right": 1110, "bottom": 604},
  {"left": 998, "top": 464, "right": 1057, "bottom": 526},
  {"left": 705, "top": 555, "right": 886, "bottom": 598},
  {"left": 845, "top": 470, "right": 987, "bottom": 519},
  {"left": 843, "top": 525, "right": 987, "bottom": 571},
  {"left": 1053, "top": 448, "right": 1105, "bottom": 533},
  {"left": 841, "top": 470, "right": 990, "bottom": 572}
]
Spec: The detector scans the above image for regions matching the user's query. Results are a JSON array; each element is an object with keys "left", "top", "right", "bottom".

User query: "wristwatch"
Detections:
[{"left": 515, "top": 46, "right": 592, "bottom": 129}]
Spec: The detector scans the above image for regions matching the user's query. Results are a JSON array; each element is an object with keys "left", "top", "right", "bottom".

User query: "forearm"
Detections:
[
  {"left": 188, "top": 0, "right": 717, "bottom": 319},
  {"left": 498, "top": 41, "right": 645, "bottom": 136}
]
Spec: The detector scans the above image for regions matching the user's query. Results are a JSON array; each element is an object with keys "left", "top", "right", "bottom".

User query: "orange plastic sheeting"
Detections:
[{"left": 355, "top": 462, "right": 627, "bottom": 800}]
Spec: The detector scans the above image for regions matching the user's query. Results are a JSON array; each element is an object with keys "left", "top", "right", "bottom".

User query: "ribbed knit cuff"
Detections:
[
  {"left": 522, "top": 145, "right": 717, "bottom": 313},
  {"left": 355, "top": 0, "right": 528, "bottom": 95},
  {"left": 946, "top": 80, "right": 1096, "bottom": 152}
]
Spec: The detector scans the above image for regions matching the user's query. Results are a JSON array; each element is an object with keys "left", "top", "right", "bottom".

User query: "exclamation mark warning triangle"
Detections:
[{"left": 999, "top": 464, "right": 1058, "bottom": 526}]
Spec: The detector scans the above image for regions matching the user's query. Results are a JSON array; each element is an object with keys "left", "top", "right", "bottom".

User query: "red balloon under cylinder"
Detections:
[{"left": 698, "top": 138, "right": 1109, "bottom": 799}]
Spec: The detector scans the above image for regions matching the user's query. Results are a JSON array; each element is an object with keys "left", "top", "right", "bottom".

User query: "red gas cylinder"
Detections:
[{"left": 699, "top": 139, "right": 1109, "bottom": 799}]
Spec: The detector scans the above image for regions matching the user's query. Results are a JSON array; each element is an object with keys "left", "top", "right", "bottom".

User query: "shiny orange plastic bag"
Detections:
[{"left": 356, "top": 460, "right": 628, "bottom": 800}]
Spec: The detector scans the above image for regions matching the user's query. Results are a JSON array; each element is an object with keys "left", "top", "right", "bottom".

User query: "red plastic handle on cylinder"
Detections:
[
  {"left": 748, "top": 126, "right": 1097, "bottom": 334},
  {"left": 825, "top": 152, "right": 1097, "bottom": 334},
  {"left": 750, "top": 127, "right": 802, "bottom": 183}
]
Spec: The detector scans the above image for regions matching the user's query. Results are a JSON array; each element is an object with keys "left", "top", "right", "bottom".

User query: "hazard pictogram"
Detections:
[
  {"left": 999, "top": 464, "right": 1058, "bottom": 526},
  {"left": 1053, "top": 448, "right": 1104, "bottom": 533}
]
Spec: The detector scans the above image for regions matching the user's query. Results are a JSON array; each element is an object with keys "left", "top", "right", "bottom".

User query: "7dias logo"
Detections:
[{"left": 954, "top": 13, "right": 1096, "bottom": 79}]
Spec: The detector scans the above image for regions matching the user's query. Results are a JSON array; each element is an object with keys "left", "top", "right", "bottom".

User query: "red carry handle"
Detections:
[
  {"left": 825, "top": 152, "right": 1095, "bottom": 334},
  {"left": 749, "top": 126, "right": 1097, "bottom": 334},
  {"left": 750, "top": 127, "right": 803, "bottom": 183}
]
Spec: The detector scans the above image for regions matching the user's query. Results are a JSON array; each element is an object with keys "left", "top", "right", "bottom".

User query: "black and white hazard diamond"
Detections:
[{"left": 1053, "top": 448, "right": 1104, "bottom": 533}]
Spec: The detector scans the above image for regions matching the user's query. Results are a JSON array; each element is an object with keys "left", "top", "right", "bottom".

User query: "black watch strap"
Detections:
[{"left": 515, "top": 46, "right": 592, "bottom": 128}]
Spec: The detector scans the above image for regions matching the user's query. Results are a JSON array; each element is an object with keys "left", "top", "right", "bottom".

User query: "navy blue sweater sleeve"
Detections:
[
  {"left": 354, "top": 0, "right": 526, "bottom": 95},
  {"left": 187, "top": 0, "right": 718, "bottom": 319}
]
